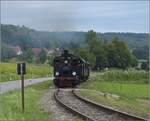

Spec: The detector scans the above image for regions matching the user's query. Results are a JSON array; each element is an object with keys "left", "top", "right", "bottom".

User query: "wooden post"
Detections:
[
  {"left": 21, "top": 73, "right": 25, "bottom": 112},
  {"left": 17, "top": 63, "right": 26, "bottom": 112}
]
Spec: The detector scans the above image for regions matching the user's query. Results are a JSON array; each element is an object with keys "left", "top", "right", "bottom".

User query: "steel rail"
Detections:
[
  {"left": 72, "top": 89, "right": 148, "bottom": 121},
  {"left": 54, "top": 89, "right": 96, "bottom": 121}
]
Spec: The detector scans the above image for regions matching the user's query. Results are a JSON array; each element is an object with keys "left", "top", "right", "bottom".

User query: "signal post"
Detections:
[{"left": 17, "top": 62, "right": 26, "bottom": 112}]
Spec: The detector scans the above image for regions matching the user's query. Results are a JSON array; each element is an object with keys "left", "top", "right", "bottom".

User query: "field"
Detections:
[
  {"left": 79, "top": 69, "right": 149, "bottom": 118},
  {"left": 0, "top": 63, "right": 53, "bottom": 82},
  {"left": 0, "top": 80, "right": 53, "bottom": 120}
]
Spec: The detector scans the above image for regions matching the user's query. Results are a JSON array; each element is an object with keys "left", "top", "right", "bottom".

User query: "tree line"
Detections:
[
  {"left": 1, "top": 24, "right": 149, "bottom": 60},
  {"left": 70, "top": 30, "right": 139, "bottom": 70}
]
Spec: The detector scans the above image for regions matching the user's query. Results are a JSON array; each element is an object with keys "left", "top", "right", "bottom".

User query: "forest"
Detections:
[{"left": 1, "top": 24, "right": 149, "bottom": 70}]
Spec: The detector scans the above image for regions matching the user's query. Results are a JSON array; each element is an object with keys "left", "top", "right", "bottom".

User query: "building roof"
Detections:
[
  {"left": 10, "top": 46, "right": 22, "bottom": 55},
  {"left": 32, "top": 48, "right": 41, "bottom": 56}
]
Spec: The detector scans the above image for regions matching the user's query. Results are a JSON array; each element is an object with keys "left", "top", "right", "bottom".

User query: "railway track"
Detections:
[{"left": 54, "top": 89, "right": 148, "bottom": 121}]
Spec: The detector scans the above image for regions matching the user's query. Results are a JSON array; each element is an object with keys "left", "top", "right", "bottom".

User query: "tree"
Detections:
[
  {"left": 39, "top": 48, "right": 47, "bottom": 64},
  {"left": 69, "top": 41, "right": 80, "bottom": 50},
  {"left": 17, "top": 48, "right": 34, "bottom": 63},
  {"left": 141, "top": 60, "right": 149, "bottom": 71},
  {"left": 95, "top": 48, "right": 108, "bottom": 70},
  {"left": 106, "top": 37, "right": 137, "bottom": 69},
  {"left": 130, "top": 55, "right": 138, "bottom": 67},
  {"left": 44, "top": 40, "right": 51, "bottom": 49},
  {"left": 1, "top": 43, "right": 16, "bottom": 62},
  {"left": 75, "top": 48, "right": 96, "bottom": 67},
  {"left": 86, "top": 30, "right": 101, "bottom": 53},
  {"left": 85, "top": 30, "right": 107, "bottom": 70},
  {"left": 52, "top": 40, "right": 59, "bottom": 48},
  {"left": 47, "top": 55, "right": 54, "bottom": 66},
  {"left": 26, "top": 48, "right": 34, "bottom": 63},
  {"left": 87, "top": 52, "right": 96, "bottom": 68}
]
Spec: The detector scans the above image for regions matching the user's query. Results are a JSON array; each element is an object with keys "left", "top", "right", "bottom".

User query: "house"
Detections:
[
  {"left": 32, "top": 48, "right": 41, "bottom": 57},
  {"left": 11, "top": 46, "right": 23, "bottom": 55},
  {"left": 47, "top": 48, "right": 60, "bottom": 56},
  {"left": 47, "top": 49, "right": 54, "bottom": 55}
]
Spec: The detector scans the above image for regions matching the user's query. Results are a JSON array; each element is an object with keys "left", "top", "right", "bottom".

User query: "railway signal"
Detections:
[{"left": 17, "top": 62, "right": 26, "bottom": 112}]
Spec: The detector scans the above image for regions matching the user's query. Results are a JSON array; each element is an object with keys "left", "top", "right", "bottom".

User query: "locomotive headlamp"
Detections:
[
  {"left": 55, "top": 72, "right": 59, "bottom": 76},
  {"left": 64, "top": 60, "right": 68, "bottom": 63},
  {"left": 72, "top": 71, "right": 76, "bottom": 76}
]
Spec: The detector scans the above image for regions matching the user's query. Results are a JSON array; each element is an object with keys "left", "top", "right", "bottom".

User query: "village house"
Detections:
[
  {"left": 10, "top": 46, "right": 23, "bottom": 55},
  {"left": 32, "top": 48, "right": 41, "bottom": 57},
  {"left": 47, "top": 49, "right": 54, "bottom": 55}
]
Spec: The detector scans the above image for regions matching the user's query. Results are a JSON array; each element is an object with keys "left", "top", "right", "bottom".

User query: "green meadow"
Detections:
[
  {"left": 0, "top": 63, "right": 53, "bottom": 82},
  {"left": 0, "top": 81, "right": 52, "bottom": 120},
  {"left": 79, "top": 69, "right": 149, "bottom": 118},
  {"left": 81, "top": 80, "right": 149, "bottom": 99}
]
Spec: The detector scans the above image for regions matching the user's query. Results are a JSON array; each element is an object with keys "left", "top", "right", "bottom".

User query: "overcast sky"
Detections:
[{"left": 1, "top": 1, "right": 149, "bottom": 33}]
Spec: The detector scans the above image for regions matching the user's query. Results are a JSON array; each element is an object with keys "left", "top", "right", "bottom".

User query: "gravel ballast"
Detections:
[
  {"left": 58, "top": 89, "right": 143, "bottom": 121},
  {"left": 40, "top": 88, "right": 83, "bottom": 121}
]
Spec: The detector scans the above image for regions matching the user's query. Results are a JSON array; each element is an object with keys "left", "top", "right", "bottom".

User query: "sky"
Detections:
[{"left": 1, "top": 1, "right": 149, "bottom": 33}]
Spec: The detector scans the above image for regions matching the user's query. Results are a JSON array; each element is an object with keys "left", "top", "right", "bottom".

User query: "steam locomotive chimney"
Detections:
[{"left": 64, "top": 50, "right": 69, "bottom": 55}]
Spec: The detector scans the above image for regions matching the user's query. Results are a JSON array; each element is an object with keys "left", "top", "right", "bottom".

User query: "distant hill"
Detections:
[{"left": 1, "top": 24, "right": 149, "bottom": 59}]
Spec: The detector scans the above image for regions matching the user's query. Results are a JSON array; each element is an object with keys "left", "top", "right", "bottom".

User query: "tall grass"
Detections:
[
  {"left": 0, "top": 81, "right": 52, "bottom": 120},
  {"left": 91, "top": 69, "right": 149, "bottom": 83},
  {"left": 81, "top": 69, "right": 149, "bottom": 99}
]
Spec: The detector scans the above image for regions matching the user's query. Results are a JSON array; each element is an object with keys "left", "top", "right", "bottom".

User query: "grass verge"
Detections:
[
  {"left": 0, "top": 80, "right": 53, "bottom": 120},
  {"left": 77, "top": 89, "right": 149, "bottom": 119},
  {"left": 79, "top": 70, "right": 149, "bottom": 119},
  {"left": 81, "top": 81, "right": 149, "bottom": 99}
]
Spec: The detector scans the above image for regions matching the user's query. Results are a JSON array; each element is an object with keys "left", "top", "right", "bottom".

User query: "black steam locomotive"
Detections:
[{"left": 53, "top": 50, "right": 89, "bottom": 88}]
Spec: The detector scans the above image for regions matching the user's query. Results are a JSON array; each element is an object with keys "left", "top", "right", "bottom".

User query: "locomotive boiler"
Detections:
[{"left": 53, "top": 50, "right": 89, "bottom": 88}]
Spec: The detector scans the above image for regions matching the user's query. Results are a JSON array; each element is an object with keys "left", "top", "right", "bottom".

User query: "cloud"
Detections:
[{"left": 1, "top": 1, "right": 149, "bottom": 32}]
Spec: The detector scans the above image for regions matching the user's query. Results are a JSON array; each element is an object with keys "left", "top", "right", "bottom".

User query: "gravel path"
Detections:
[
  {"left": 40, "top": 88, "right": 83, "bottom": 121},
  {"left": 58, "top": 89, "right": 142, "bottom": 121},
  {"left": 0, "top": 77, "right": 52, "bottom": 93}
]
